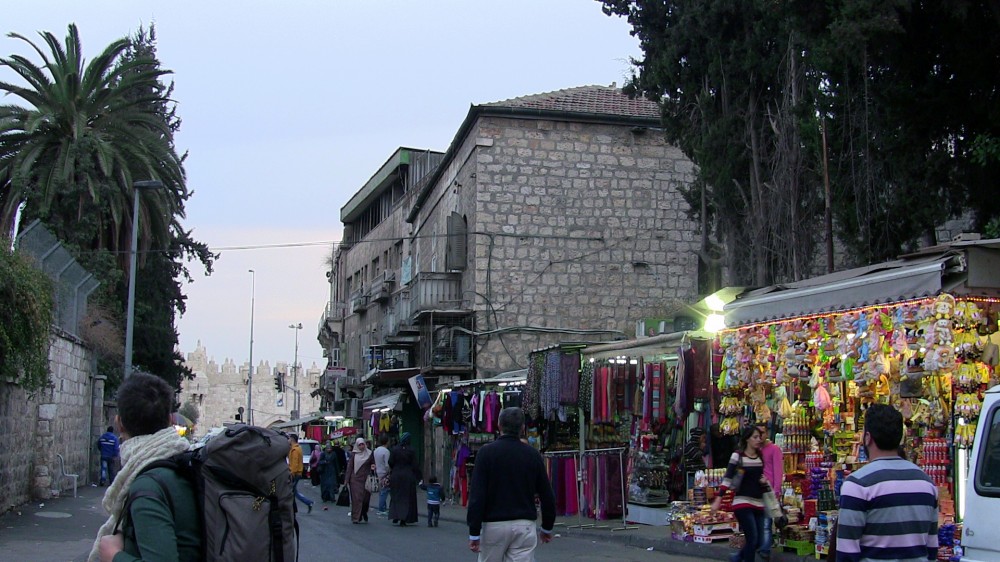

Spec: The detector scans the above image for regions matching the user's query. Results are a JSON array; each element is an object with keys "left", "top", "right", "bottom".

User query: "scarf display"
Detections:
[{"left": 88, "top": 426, "right": 191, "bottom": 562}]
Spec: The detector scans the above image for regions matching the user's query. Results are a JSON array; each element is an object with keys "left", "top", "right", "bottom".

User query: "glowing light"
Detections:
[
  {"left": 705, "top": 294, "right": 726, "bottom": 312},
  {"left": 704, "top": 313, "right": 727, "bottom": 333}
]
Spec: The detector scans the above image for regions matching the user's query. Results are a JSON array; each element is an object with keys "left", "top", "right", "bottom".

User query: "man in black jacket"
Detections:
[{"left": 467, "top": 407, "right": 556, "bottom": 561}]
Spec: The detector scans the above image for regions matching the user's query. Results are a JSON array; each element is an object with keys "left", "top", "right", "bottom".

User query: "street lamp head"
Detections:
[{"left": 289, "top": 323, "right": 302, "bottom": 330}]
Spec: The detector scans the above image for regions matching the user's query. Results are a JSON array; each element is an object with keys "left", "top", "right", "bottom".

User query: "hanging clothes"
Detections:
[
  {"left": 524, "top": 352, "right": 544, "bottom": 418},
  {"left": 559, "top": 352, "right": 580, "bottom": 405},
  {"left": 578, "top": 359, "right": 594, "bottom": 413}
]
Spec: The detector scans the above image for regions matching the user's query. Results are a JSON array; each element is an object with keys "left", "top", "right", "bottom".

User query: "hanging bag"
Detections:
[
  {"left": 365, "top": 472, "right": 380, "bottom": 493},
  {"left": 759, "top": 456, "right": 786, "bottom": 523}
]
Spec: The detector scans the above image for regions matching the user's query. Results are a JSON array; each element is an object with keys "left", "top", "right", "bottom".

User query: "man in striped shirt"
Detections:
[{"left": 836, "top": 404, "right": 939, "bottom": 562}]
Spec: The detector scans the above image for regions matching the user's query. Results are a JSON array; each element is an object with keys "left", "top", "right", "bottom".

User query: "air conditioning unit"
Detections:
[{"left": 347, "top": 398, "right": 361, "bottom": 418}]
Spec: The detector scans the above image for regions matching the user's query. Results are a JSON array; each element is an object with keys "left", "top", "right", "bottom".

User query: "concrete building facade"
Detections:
[{"left": 316, "top": 86, "right": 704, "bottom": 475}]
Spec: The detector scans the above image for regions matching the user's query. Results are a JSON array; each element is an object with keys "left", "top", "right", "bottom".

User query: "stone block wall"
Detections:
[
  {"left": 469, "top": 117, "right": 701, "bottom": 374},
  {"left": 0, "top": 332, "right": 96, "bottom": 513}
]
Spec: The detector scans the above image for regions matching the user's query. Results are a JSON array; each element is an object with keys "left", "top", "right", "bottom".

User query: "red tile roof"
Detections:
[{"left": 482, "top": 85, "right": 661, "bottom": 120}]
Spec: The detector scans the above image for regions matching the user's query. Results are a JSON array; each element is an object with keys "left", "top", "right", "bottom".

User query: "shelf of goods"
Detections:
[{"left": 692, "top": 520, "right": 739, "bottom": 544}]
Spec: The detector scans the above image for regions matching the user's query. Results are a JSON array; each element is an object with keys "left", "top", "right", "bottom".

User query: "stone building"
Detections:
[
  {"left": 316, "top": 85, "right": 703, "bottom": 475},
  {"left": 179, "top": 341, "right": 323, "bottom": 433}
]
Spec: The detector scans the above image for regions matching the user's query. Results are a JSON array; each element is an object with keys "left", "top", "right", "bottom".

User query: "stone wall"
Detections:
[
  {"left": 0, "top": 332, "right": 97, "bottom": 513},
  {"left": 469, "top": 117, "right": 701, "bottom": 374},
  {"left": 179, "top": 342, "right": 323, "bottom": 434}
]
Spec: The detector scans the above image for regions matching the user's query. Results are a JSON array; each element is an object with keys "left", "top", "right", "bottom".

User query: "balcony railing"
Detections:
[
  {"left": 383, "top": 289, "right": 415, "bottom": 337},
  {"left": 370, "top": 271, "right": 395, "bottom": 303},
  {"left": 349, "top": 288, "right": 368, "bottom": 313},
  {"left": 410, "top": 272, "right": 465, "bottom": 315}
]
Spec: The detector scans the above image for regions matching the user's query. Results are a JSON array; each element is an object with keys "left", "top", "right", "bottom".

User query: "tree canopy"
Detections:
[
  {"left": 600, "top": 0, "right": 1000, "bottom": 285},
  {"left": 0, "top": 24, "right": 213, "bottom": 390}
]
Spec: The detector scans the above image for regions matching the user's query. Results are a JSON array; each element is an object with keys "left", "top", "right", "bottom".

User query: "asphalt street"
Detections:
[{"left": 0, "top": 481, "right": 713, "bottom": 562}]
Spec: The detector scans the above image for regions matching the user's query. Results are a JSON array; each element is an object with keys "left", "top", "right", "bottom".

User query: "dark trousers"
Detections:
[
  {"left": 100, "top": 457, "right": 117, "bottom": 485},
  {"left": 427, "top": 503, "right": 440, "bottom": 526},
  {"left": 733, "top": 508, "right": 766, "bottom": 562}
]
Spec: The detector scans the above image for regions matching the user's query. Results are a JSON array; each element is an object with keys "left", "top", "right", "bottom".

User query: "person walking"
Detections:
[
  {"left": 836, "top": 404, "right": 939, "bottom": 562},
  {"left": 96, "top": 426, "right": 120, "bottom": 486},
  {"left": 318, "top": 443, "right": 339, "bottom": 504},
  {"left": 419, "top": 475, "right": 445, "bottom": 527},
  {"left": 756, "top": 422, "right": 784, "bottom": 561},
  {"left": 373, "top": 434, "right": 392, "bottom": 517},
  {"left": 711, "top": 425, "right": 769, "bottom": 562},
  {"left": 388, "top": 432, "right": 420, "bottom": 526},
  {"left": 309, "top": 445, "right": 321, "bottom": 486},
  {"left": 333, "top": 440, "right": 348, "bottom": 484},
  {"left": 88, "top": 372, "right": 198, "bottom": 562},
  {"left": 288, "top": 434, "right": 313, "bottom": 514},
  {"left": 344, "top": 437, "right": 375, "bottom": 523},
  {"left": 467, "top": 407, "right": 556, "bottom": 561}
]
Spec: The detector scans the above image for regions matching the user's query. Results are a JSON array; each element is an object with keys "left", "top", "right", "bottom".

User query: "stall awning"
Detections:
[
  {"left": 362, "top": 367, "right": 421, "bottom": 385},
  {"left": 364, "top": 392, "right": 404, "bottom": 412},
  {"left": 724, "top": 253, "right": 959, "bottom": 327},
  {"left": 581, "top": 330, "right": 713, "bottom": 361},
  {"left": 271, "top": 414, "right": 324, "bottom": 429},
  {"left": 451, "top": 369, "right": 528, "bottom": 388}
]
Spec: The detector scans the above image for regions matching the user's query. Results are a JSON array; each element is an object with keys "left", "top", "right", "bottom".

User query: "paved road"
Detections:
[
  {"left": 0, "top": 483, "right": 708, "bottom": 562},
  {"left": 296, "top": 502, "right": 689, "bottom": 561}
]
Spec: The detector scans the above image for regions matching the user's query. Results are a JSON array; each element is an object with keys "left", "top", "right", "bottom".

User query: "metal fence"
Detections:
[{"left": 14, "top": 220, "right": 100, "bottom": 338}]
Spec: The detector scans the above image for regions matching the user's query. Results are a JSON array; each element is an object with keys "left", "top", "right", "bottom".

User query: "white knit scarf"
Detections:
[{"left": 87, "top": 427, "right": 191, "bottom": 562}]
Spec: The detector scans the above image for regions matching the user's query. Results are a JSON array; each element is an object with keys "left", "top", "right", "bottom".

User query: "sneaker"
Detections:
[{"left": 307, "top": 504, "right": 313, "bottom": 514}]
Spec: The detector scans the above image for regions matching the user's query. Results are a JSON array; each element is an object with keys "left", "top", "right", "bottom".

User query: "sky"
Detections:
[{"left": 4, "top": 1, "right": 642, "bottom": 371}]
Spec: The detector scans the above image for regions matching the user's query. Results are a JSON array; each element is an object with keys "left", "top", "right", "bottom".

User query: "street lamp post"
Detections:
[
  {"left": 124, "top": 179, "right": 163, "bottom": 378},
  {"left": 247, "top": 269, "right": 256, "bottom": 425},
  {"left": 289, "top": 322, "right": 302, "bottom": 418}
]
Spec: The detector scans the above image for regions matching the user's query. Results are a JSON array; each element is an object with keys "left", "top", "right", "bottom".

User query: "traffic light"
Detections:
[{"left": 274, "top": 376, "right": 284, "bottom": 392}]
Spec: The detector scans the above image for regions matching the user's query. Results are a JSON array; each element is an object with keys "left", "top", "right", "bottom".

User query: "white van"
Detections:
[{"left": 962, "top": 385, "right": 1000, "bottom": 561}]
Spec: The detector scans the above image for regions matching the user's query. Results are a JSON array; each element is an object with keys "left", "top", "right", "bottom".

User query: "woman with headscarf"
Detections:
[
  {"left": 388, "top": 432, "right": 420, "bottom": 526},
  {"left": 344, "top": 437, "right": 375, "bottom": 523},
  {"left": 318, "top": 443, "right": 340, "bottom": 504}
]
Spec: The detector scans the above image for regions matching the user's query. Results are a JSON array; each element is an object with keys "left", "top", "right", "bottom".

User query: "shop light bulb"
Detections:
[{"left": 704, "top": 313, "right": 726, "bottom": 333}]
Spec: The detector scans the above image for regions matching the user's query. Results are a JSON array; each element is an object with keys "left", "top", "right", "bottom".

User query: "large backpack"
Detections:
[{"left": 125, "top": 424, "right": 298, "bottom": 562}]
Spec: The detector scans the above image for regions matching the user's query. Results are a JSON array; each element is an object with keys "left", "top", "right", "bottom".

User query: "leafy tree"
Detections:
[
  {"left": 600, "top": 0, "right": 825, "bottom": 285},
  {"left": 0, "top": 24, "right": 213, "bottom": 391},
  {"left": 600, "top": 0, "right": 1000, "bottom": 281},
  {"left": 117, "top": 26, "right": 214, "bottom": 390},
  {"left": 0, "top": 247, "right": 54, "bottom": 395}
]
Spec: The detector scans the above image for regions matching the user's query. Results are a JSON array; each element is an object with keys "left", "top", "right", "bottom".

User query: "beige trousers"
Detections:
[{"left": 478, "top": 519, "right": 538, "bottom": 562}]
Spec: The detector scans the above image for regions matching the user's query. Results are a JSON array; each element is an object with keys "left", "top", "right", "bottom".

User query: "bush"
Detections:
[{"left": 0, "top": 247, "right": 55, "bottom": 394}]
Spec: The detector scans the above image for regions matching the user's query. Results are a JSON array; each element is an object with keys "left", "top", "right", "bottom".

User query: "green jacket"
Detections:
[{"left": 114, "top": 466, "right": 201, "bottom": 562}]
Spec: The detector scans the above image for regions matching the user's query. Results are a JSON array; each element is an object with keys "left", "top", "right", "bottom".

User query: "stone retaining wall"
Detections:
[{"left": 0, "top": 332, "right": 98, "bottom": 513}]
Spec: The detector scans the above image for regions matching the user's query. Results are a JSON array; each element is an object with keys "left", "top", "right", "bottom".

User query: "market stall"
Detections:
[{"left": 700, "top": 240, "right": 1000, "bottom": 558}]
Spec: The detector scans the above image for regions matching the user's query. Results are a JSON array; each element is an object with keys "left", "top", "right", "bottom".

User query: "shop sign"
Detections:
[
  {"left": 330, "top": 427, "right": 357, "bottom": 439},
  {"left": 408, "top": 374, "right": 433, "bottom": 410}
]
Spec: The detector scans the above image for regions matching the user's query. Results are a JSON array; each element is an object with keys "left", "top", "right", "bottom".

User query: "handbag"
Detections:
[
  {"left": 365, "top": 472, "right": 380, "bottom": 493},
  {"left": 763, "top": 488, "right": 784, "bottom": 519}
]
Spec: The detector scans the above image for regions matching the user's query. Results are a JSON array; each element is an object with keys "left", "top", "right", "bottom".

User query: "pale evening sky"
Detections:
[{"left": 4, "top": 1, "right": 642, "bottom": 372}]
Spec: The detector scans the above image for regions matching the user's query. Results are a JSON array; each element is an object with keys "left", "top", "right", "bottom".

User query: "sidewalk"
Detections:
[{"left": 0, "top": 485, "right": 109, "bottom": 562}]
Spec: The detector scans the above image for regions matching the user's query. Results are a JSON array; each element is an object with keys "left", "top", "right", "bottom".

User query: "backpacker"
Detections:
[{"left": 128, "top": 424, "right": 298, "bottom": 562}]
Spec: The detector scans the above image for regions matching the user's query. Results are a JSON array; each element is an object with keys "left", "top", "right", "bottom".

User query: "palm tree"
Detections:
[{"left": 0, "top": 23, "right": 185, "bottom": 259}]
